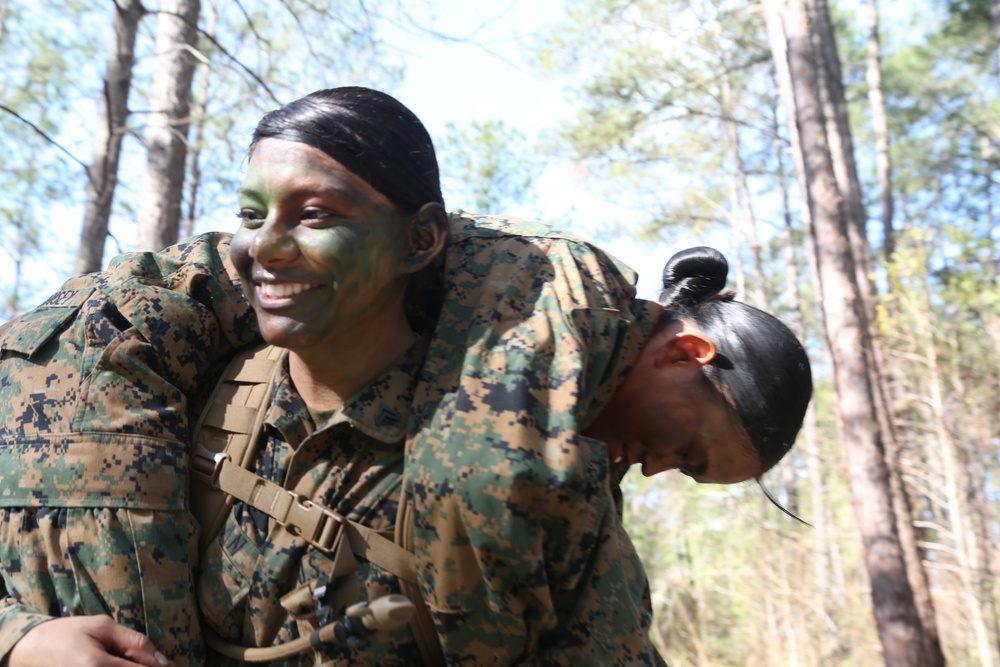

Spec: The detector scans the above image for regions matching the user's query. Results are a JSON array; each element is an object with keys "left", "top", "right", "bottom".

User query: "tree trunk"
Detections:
[
  {"left": 982, "top": 137, "right": 1000, "bottom": 375},
  {"left": 865, "top": 0, "right": 894, "bottom": 261},
  {"left": 884, "top": 420, "right": 947, "bottom": 666},
  {"left": 182, "top": 1, "right": 217, "bottom": 240},
  {"left": 808, "top": 2, "right": 948, "bottom": 663},
  {"left": 918, "top": 281, "right": 994, "bottom": 667},
  {"left": 74, "top": 0, "right": 144, "bottom": 275},
  {"left": 807, "top": 0, "right": 875, "bottom": 320},
  {"left": 720, "top": 40, "right": 767, "bottom": 310},
  {"left": 863, "top": 2, "right": 944, "bottom": 659},
  {"left": 136, "top": 0, "right": 201, "bottom": 252},
  {"left": 762, "top": 1, "right": 931, "bottom": 665},
  {"left": 4, "top": 187, "right": 33, "bottom": 318}
]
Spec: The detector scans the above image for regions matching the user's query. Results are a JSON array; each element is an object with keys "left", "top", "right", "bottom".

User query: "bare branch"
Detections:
[
  {"left": 150, "top": 8, "right": 282, "bottom": 105},
  {"left": 0, "top": 104, "right": 92, "bottom": 180}
]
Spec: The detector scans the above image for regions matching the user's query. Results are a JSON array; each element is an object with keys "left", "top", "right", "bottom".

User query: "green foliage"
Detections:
[
  {"left": 943, "top": 0, "right": 998, "bottom": 51},
  {"left": 437, "top": 119, "right": 541, "bottom": 214},
  {"left": 537, "top": 0, "right": 794, "bottom": 308}
]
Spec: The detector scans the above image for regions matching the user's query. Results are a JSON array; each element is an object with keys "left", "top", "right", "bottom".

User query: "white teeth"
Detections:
[{"left": 259, "top": 282, "right": 316, "bottom": 299}]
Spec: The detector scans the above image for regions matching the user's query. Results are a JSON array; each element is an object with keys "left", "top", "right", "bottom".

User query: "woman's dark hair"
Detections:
[
  {"left": 658, "top": 246, "right": 812, "bottom": 473},
  {"left": 249, "top": 87, "right": 444, "bottom": 214}
]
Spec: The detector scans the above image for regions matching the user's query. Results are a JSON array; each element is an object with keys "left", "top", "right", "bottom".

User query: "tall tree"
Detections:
[
  {"left": 860, "top": 4, "right": 945, "bottom": 662},
  {"left": 865, "top": 0, "right": 894, "bottom": 260},
  {"left": 762, "top": 0, "right": 930, "bottom": 665},
  {"left": 74, "top": 0, "right": 144, "bottom": 275},
  {"left": 135, "top": 0, "right": 201, "bottom": 252},
  {"left": 814, "top": 1, "right": 947, "bottom": 662},
  {"left": 806, "top": 0, "right": 875, "bottom": 319}
]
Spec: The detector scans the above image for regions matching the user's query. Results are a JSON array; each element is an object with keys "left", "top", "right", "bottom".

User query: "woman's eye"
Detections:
[
  {"left": 680, "top": 444, "right": 693, "bottom": 466},
  {"left": 301, "top": 209, "right": 335, "bottom": 223},
  {"left": 679, "top": 443, "right": 708, "bottom": 477},
  {"left": 236, "top": 210, "right": 265, "bottom": 227}
]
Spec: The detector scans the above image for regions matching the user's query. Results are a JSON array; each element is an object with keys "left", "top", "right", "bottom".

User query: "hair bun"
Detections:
[{"left": 659, "top": 246, "right": 728, "bottom": 307}]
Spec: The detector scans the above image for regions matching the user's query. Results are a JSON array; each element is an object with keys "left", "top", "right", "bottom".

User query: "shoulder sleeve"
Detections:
[
  {"left": 100, "top": 231, "right": 259, "bottom": 361},
  {"left": 407, "top": 229, "right": 662, "bottom": 665},
  {"left": 0, "top": 232, "right": 261, "bottom": 509}
]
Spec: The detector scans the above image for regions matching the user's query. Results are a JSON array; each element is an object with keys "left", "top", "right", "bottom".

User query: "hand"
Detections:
[{"left": 4, "top": 616, "right": 173, "bottom": 667}]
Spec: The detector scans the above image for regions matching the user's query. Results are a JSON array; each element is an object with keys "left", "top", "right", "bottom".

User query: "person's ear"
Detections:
[
  {"left": 404, "top": 203, "right": 448, "bottom": 272},
  {"left": 654, "top": 331, "right": 717, "bottom": 368}
]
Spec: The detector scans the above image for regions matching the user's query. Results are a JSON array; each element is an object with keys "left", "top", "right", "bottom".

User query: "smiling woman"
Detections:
[{"left": 231, "top": 139, "right": 428, "bottom": 403}]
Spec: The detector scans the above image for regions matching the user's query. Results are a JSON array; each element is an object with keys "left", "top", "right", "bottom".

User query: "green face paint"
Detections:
[{"left": 230, "top": 138, "right": 413, "bottom": 356}]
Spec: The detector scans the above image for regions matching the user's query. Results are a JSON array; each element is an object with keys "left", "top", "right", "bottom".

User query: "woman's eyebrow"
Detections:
[{"left": 236, "top": 187, "right": 266, "bottom": 203}]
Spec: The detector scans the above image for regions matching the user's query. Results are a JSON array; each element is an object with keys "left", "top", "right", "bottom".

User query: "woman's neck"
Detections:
[{"left": 287, "top": 309, "right": 416, "bottom": 412}]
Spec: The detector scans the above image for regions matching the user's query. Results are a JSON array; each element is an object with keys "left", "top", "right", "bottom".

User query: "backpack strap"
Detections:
[
  {"left": 191, "top": 343, "right": 284, "bottom": 554},
  {"left": 396, "top": 476, "right": 446, "bottom": 666},
  {"left": 190, "top": 343, "right": 445, "bottom": 665}
]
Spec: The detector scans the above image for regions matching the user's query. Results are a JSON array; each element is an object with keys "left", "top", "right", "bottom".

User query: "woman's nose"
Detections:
[
  {"left": 250, "top": 220, "right": 300, "bottom": 265},
  {"left": 640, "top": 453, "right": 678, "bottom": 477}
]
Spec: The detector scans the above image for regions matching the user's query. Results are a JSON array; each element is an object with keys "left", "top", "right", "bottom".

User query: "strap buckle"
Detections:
[
  {"left": 278, "top": 492, "right": 344, "bottom": 553},
  {"left": 191, "top": 452, "right": 230, "bottom": 489}
]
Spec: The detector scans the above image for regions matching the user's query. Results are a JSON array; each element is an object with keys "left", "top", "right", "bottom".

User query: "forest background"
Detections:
[{"left": 0, "top": 0, "right": 998, "bottom": 665}]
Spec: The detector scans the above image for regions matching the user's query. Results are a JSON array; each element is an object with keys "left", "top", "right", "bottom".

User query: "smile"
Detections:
[{"left": 257, "top": 282, "right": 321, "bottom": 300}]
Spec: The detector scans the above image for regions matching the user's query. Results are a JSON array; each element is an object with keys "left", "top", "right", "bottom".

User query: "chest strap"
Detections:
[{"left": 199, "top": 452, "right": 419, "bottom": 584}]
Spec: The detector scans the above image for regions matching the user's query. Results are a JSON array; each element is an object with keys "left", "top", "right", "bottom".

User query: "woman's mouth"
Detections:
[
  {"left": 607, "top": 441, "right": 641, "bottom": 467},
  {"left": 257, "top": 282, "right": 321, "bottom": 301}
]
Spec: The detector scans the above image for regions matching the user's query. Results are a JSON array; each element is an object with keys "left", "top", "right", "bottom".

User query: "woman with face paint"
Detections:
[{"left": 0, "top": 87, "right": 810, "bottom": 667}]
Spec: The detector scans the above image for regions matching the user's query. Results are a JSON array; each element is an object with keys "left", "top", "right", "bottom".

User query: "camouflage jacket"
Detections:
[
  {"left": 407, "top": 214, "right": 664, "bottom": 665},
  {"left": 0, "top": 212, "right": 666, "bottom": 666},
  {"left": 0, "top": 233, "right": 257, "bottom": 666}
]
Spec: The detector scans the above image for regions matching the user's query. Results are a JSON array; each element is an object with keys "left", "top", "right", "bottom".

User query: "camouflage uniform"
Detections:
[
  {"left": 407, "top": 214, "right": 664, "bottom": 665},
  {"left": 0, "top": 233, "right": 257, "bottom": 666},
  {"left": 196, "top": 340, "right": 429, "bottom": 665},
  {"left": 0, "top": 213, "right": 666, "bottom": 666}
]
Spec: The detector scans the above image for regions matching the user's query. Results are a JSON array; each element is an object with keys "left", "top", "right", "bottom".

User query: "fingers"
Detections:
[
  {"left": 87, "top": 618, "right": 173, "bottom": 667},
  {"left": 5, "top": 616, "right": 174, "bottom": 667}
]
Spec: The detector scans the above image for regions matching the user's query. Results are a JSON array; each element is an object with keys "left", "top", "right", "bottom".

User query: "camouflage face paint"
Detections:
[{"left": 230, "top": 139, "right": 413, "bottom": 358}]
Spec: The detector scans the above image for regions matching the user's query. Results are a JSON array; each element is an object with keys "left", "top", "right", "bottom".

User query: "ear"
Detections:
[
  {"left": 654, "top": 331, "right": 717, "bottom": 369},
  {"left": 403, "top": 203, "right": 448, "bottom": 273}
]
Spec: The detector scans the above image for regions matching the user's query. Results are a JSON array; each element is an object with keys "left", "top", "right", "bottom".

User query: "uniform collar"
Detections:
[{"left": 265, "top": 337, "right": 428, "bottom": 447}]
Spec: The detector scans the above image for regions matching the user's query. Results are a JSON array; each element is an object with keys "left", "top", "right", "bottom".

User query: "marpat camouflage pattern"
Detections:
[
  {"left": 0, "top": 213, "right": 667, "bottom": 666},
  {"left": 0, "top": 233, "right": 257, "bottom": 666}
]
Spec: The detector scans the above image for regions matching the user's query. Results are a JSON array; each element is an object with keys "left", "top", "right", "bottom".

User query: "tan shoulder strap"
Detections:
[{"left": 191, "top": 343, "right": 284, "bottom": 554}]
